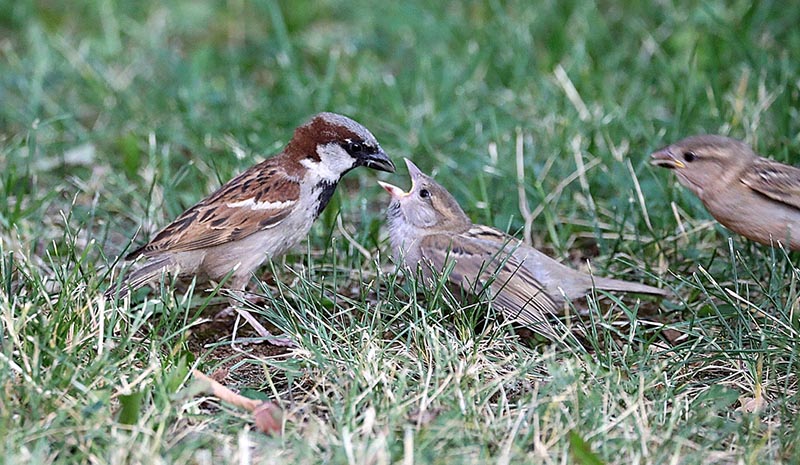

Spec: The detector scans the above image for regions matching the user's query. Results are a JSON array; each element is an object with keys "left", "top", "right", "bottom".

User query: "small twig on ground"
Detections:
[
  {"left": 193, "top": 368, "right": 260, "bottom": 411},
  {"left": 192, "top": 369, "right": 283, "bottom": 434}
]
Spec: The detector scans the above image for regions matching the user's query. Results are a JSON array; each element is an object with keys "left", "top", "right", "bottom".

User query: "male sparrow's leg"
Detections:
[{"left": 217, "top": 275, "right": 296, "bottom": 347}]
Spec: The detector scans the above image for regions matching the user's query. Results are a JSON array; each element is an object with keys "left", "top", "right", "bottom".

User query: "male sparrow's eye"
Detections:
[
  {"left": 419, "top": 189, "right": 430, "bottom": 199},
  {"left": 683, "top": 151, "right": 697, "bottom": 162},
  {"left": 347, "top": 141, "right": 363, "bottom": 153}
]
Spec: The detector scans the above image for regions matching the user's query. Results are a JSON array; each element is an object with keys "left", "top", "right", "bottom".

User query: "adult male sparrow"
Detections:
[
  {"left": 650, "top": 134, "right": 800, "bottom": 250},
  {"left": 379, "top": 159, "right": 666, "bottom": 339},
  {"left": 107, "top": 112, "right": 395, "bottom": 298}
]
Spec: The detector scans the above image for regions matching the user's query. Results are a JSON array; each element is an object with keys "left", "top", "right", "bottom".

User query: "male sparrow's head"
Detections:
[
  {"left": 650, "top": 135, "right": 756, "bottom": 194},
  {"left": 287, "top": 112, "right": 395, "bottom": 176},
  {"left": 379, "top": 158, "right": 471, "bottom": 234}
]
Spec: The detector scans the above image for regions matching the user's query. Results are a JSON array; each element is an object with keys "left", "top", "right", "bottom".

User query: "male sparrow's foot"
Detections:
[{"left": 215, "top": 294, "right": 297, "bottom": 348}]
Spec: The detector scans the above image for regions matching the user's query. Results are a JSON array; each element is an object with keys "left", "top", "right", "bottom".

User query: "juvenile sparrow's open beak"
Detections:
[
  {"left": 361, "top": 149, "right": 396, "bottom": 173},
  {"left": 404, "top": 158, "right": 425, "bottom": 181},
  {"left": 377, "top": 157, "right": 427, "bottom": 198},
  {"left": 650, "top": 149, "right": 686, "bottom": 169},
  {"left": 378, "top": 181, "right": 408, "bottom": 198}
]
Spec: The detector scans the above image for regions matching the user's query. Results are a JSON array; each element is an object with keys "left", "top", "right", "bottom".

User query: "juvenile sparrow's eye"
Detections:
[
  {"left": 683, "top": 151, "right": 697, "bottom": 162},
  {"left": 419, "top": 189, "right": 430, "bottom": 199}
]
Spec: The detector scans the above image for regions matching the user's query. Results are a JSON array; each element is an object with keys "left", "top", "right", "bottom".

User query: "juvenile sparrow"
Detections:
[
  {"left": 379, "top": 159, "right": 667, "bottom": 339},
  {"left": 108, "top": 112, "right": 395, "bottom": 298},
  {"left": 650, "top": 135, "right": 800, "bottom": 250}
]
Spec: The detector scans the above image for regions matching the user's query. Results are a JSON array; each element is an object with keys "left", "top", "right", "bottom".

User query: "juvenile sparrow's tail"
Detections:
[
  {"left": 104, "top": 256, "right": 174, "bottom": 299},
  {"left": 589, "top": 276, "right": 668, "bottom": 297}
]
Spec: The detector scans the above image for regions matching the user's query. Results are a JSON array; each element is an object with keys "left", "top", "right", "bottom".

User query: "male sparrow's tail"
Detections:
[{"left": 104, "top": 256, "right": 174, "bottom": 299}]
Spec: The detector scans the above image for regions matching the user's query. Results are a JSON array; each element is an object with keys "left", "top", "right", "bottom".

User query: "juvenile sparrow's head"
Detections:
[
  {"left": 286, "top": 112, "right": 395, "bottom": 175},
  {"left": 650, "top": 135, "right": 757, "bottom": 194},
  {"left": 379, "top": 158, "right": 471, "bottom": 234}
]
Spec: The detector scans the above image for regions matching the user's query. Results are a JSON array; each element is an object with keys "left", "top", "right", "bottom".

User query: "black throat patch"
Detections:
[{"left": 314, "top": 181, "right": 338, "bottom": 217}]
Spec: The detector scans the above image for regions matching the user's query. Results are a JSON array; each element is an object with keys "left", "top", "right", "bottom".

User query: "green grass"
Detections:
[{"left": 2, "top": 0, "right": 800, "bottom": 463}]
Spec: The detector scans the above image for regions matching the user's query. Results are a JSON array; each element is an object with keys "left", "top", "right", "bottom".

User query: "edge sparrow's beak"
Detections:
[
  {"left": 650, "top": 148, "right": 686, "bottom": 169},
  {"left": 362, "top": 149, "right": 396, "bottom": 173}
]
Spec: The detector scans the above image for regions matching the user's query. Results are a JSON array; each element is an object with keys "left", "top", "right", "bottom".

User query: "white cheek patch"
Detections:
[
  {"left": 302, "top": 144, "right": 356, "bottom": 182},
  {"left": 226, "top": 198, "right": 297, "bottom": 210}
]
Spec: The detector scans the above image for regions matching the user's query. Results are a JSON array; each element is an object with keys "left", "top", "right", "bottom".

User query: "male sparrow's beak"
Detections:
[
  {"left": 361, "top": 149, "right": 396, "bottom": 173},
  {"left": 650, "top": 148, "right": 686, "bottom": 169}
]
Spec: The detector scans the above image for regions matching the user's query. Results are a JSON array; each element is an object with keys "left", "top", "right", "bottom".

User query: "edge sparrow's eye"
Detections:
[
  {"left": 419, "top": 189, "right": 430, "bottom": 199},
  {"left": 683, "top": 151, "right": 697, "bottom": 162}
]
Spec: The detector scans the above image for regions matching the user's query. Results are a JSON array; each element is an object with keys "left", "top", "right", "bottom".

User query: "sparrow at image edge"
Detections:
[{"left": 651, "top": 134, "right": 800, "bottom": 250}]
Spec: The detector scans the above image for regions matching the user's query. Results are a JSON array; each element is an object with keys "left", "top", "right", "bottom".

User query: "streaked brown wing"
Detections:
[
  {"left": 128, "top": 159, "right": 300, "bottom": 259},
  {"left": 741, "top": 158, "right": 800, "bottom": 210},
  {"left": 419, "top": 231, "right": 560, "bottom": 339}
]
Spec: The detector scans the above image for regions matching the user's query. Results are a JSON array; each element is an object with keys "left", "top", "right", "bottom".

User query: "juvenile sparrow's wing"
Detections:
[
  {"left": 741, "top": 158, "right": 800, "bottom": 210},
  {"left": 418, "top": 230, "right": 561, "bottom": 339},
  {"left": 127, "top": 158, "right": 299, "bottom": 259},
  {"left": 467, "top": 225, "right": 667, "bottom": 298}
]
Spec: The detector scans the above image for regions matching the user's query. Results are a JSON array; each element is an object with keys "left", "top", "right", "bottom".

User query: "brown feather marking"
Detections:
[
  {"left": 199, "top": 208, "right": 216, "bottom": 222},
  {"left": 284, "top": 114, "right": 363, "bottom": 161},
  {"left": 128, "top": 158, "right": 301, "bottom": 256},
  {"left": 259, "top": 210, "right": 290, "bottom": 228},
  {"left": 210, "top": 216, "right": 229, "bottom": 227}
]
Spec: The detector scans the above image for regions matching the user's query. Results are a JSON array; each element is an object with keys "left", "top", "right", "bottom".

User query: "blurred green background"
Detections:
[{"left": 4, "top": 0, "right": 799, "bottom": 256}]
